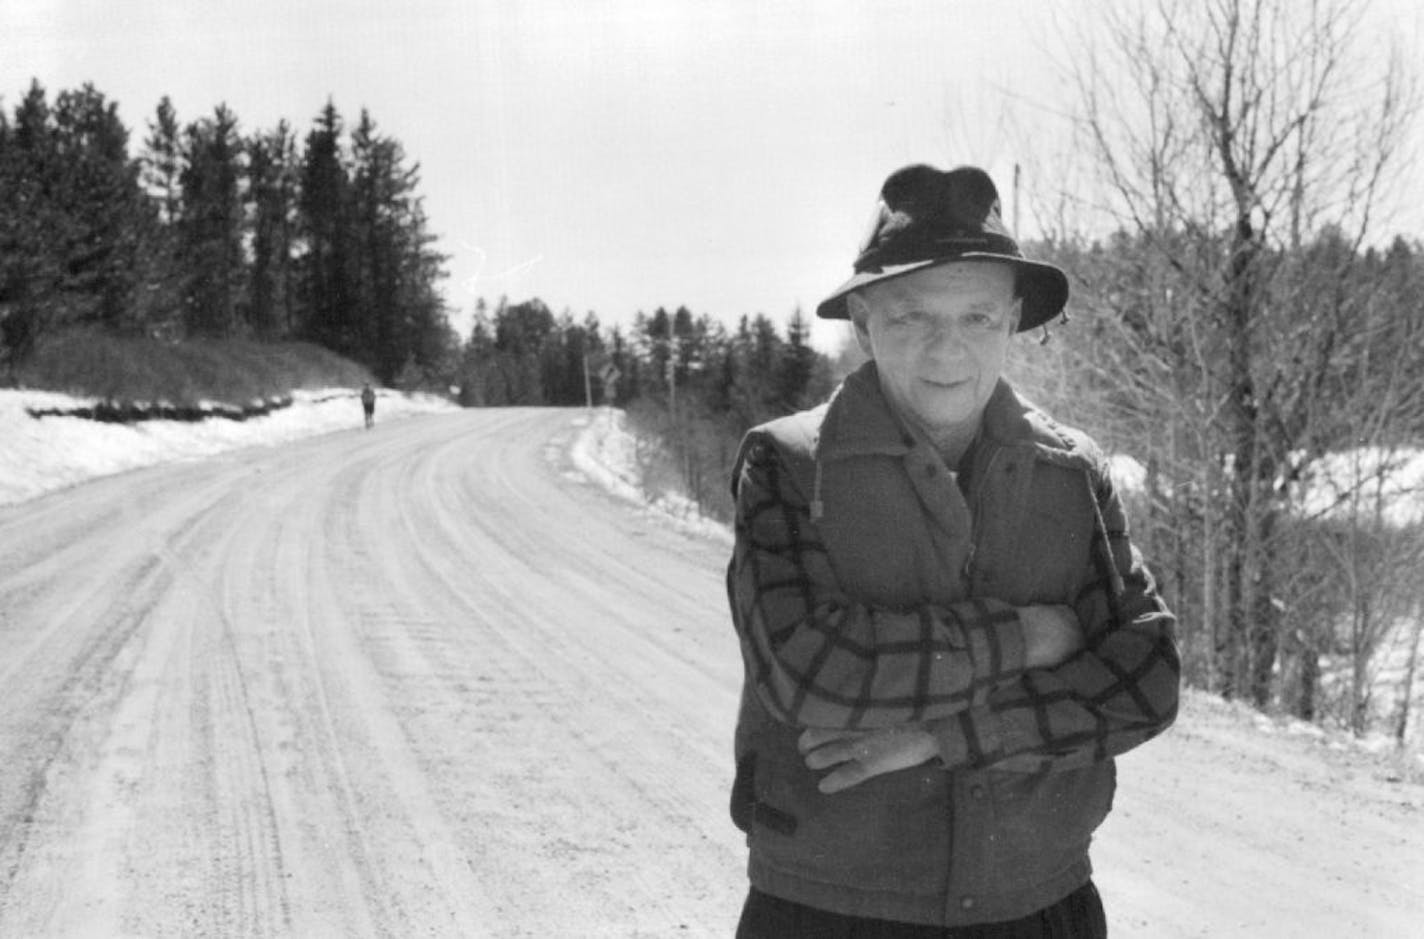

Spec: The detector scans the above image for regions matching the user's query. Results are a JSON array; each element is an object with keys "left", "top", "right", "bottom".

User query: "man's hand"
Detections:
[
  {"left": 798, "top": 725, "right": 939, "bottom": 794},
  {"left": 791, "top": 606, "right": 1079, "bottom": 793},
  {"left": 1019, "top": 604, "right": 1082, "bottom": 669}
]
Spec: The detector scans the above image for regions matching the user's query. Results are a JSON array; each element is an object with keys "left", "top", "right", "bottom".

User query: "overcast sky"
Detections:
[{"left": 3, "top": 1, "right": 1421, "bottom": 348}]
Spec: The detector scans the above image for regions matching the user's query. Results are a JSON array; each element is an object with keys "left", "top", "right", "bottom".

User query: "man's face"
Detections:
[{"left": 852, "top": 261, "right": 1019, "bottom": 439}]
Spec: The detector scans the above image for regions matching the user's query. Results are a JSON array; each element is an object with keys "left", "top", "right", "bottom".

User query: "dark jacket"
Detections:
[{"left": 726, "top": 361, "right": 1179, "bottom": 926}]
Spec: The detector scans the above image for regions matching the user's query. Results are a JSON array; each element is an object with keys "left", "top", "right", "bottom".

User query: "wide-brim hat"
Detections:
[{"left": 816, "top": 164, "right": 1069, "bottom": 333}]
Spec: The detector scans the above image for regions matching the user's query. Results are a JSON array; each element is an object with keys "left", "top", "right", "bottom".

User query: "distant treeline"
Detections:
[
  {"left": 455, "top": 296, "right": 851, "bottom": 519},
  {"left": 0, "top": 80, "right": 452, "bottom": 385}
]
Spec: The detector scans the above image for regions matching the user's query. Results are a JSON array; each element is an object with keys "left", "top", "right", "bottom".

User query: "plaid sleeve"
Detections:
[
  {"left": 931, "top": 463, "right": 1181, "bottom": 772},
  {"left": 727, "top": 432, "right": 1028, "bottom": 730}
]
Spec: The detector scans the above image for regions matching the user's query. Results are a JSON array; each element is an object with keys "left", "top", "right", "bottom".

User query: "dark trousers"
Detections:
[{"left": 735, "top": 882, "right": 1107, "bottom": 939}]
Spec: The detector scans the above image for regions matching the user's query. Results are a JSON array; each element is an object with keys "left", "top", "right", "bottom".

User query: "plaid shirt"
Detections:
[{"left": 728, "top": 374, "right": 1179, "bottom": 774}]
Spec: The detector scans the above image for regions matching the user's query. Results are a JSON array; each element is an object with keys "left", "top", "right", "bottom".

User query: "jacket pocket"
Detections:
[
  {"left": 983, "top": 761, "right": 1115, "bottom": 883},
  {"left": 731, "top": 752, "right": 798, "bottom": 836}
]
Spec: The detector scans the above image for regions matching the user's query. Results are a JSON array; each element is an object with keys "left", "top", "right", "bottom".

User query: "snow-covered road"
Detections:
[
  {"left": 0, "top": 409, "right": 745, "bottom": 937},
  {"left": 1, "top": 408, "right": 1420, "bottom": 937}
]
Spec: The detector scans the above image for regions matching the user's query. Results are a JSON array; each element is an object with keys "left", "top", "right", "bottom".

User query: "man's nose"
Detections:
[{"left": 924, "top": 320, "right": 971, "bottom": 359}]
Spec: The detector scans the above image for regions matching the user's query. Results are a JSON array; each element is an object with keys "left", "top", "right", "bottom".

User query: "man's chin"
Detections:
[{"left": 908, "top": 394, "right": 979, "bottom": 429}]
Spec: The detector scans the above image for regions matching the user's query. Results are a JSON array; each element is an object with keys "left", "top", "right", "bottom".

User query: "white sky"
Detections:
[{"left": 2, "top": 0, "right": 1421, "bottom": 348}]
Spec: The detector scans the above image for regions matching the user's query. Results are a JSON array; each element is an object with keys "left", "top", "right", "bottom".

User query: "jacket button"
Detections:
[
  {"left": 970, "top": 785, "right": 986, "bottom": 800},
  {"left": 960, "top": 896, "right": 976, "bottom": 911}
]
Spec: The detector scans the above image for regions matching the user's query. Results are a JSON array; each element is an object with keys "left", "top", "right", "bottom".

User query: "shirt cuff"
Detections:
[{"left": 931, "top": 706, "right": 1005, "bottom": 770}]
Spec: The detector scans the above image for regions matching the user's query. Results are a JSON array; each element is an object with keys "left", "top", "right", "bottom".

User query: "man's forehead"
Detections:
[{"left": 869, "top": 262, "right": 1014, "bottom": 304}]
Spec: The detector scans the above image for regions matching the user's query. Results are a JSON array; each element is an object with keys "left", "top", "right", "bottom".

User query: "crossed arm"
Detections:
[{"left": 728, "top": 435, "right": 1180, "bottom": 790}]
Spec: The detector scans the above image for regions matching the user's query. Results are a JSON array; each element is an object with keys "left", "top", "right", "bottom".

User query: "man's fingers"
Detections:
[
  {"left": 818, "top": 762, "right": 871, "bottom": 794},
  {"left": 803, "top": 741, "right": 860, "bottom": 771},
  {"left": 797, "top": 727, "right": 865, "bottom": 755},
  {"left": 802, "top": 726, "right": 940, "bottom": 791}
]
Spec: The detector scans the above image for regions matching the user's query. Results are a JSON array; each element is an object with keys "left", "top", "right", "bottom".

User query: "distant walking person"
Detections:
[{"left": 361, "top": 382, "right": 376, "bottom": 429}]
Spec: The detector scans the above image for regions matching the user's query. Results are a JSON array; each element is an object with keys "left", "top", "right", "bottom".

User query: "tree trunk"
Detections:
[
  {"left": 1248, "top": 492, "right": 1281, "bottom": 708},
  {"left": 1396, "top": 614, "right": 1423, "bottom": 744},
  {"left": 1297, "top": 643, "right": 1320, "bottom": 722},
  {"left": 1350, "top": 592, "right": 1373, "bottom": 736}
]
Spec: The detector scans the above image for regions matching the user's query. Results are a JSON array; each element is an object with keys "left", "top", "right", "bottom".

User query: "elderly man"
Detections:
[{"left": 727, "top": 164, "right": 1179, "bottom": 938}]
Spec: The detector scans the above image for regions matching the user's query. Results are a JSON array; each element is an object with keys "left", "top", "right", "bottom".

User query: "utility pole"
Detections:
[
  {"left": 583, "top": 350, "right": 593, "bottom": 409},
  {"left": 665, "top": 338, "right": 690, "bottom": 492},
  {"left": 666, "top": 349, "right": 677, "bottom": 414},
  {"left": 1013, "top": 162, "right": 1021, "bottom": 236}
]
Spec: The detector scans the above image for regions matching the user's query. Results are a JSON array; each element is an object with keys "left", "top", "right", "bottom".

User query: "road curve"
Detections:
[
  {"left": 0, "top": 408, "right": 746, "bottom": 937},
  {"left": 1, "top": 408, "right": 1420, "bottom": 937}
]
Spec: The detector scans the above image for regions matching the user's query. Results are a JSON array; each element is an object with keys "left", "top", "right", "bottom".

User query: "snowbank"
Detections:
[
  {"left": 1109, "top": 445, "right": 1424, "bottom": 529},
  {"left": 569, "top": 407, "right": 733, "bottom": 545},
  {"left": 1296, "top": 446, "right": 1424, "bottom": 527},
  {"left": 0, "top": 387, "right": 458, "bottom": 507}
]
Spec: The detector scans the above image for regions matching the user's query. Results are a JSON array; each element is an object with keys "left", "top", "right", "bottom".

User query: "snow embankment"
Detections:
[
  {"left": 1296, "top": 446, "right": 1424, "bottom": 527},
  {"left": 568, "top": 406, "right": 732, "bottom": 544},
  {"left": 0, "top": 387, "right": 458, "bottom": 507}
]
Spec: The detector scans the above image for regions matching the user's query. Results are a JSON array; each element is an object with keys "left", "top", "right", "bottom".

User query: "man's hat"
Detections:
[{"left": 816, "top": 164, "right": 1069, "bottom": 332}]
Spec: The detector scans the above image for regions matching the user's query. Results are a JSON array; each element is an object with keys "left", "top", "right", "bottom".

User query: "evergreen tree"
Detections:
[
  {"left": 0, "top": 84, "right": 64, "bottom": 363},
  {"left": 643, "top": 307, "right": 672, "bottom": 392},
  {"left": 541, "top": 309, "right": 583, "bottom": 405},
  {"left": 777, "top": 305, "right": 821, "bottom": 410},
  {"left": 350, "top": 110, "right": 397, "bottom": 371},
  {"left": 670, "top": 305, "right": 700, "bottom": 389},
  {"left": 492, "top": 298, "right": 555, "bottom": 403},
  {"left": 179, "top": 104, "right": 245, "bottom": 337},
  {"left": 3, "top": 82, "right": 454, "bottom": 374},
  {"left": 246, "top": 121, "right": 298, "bottom": 339},
  {"left": 726, "top": 313, "right": 785, "bottom": 425},
  {"left": 141, "top": 96, "right": 182, "bottom": 224},
  {"left": 341, "top": 107, "right": 452, "bottom": 381},
  {"left": 298, "top": 101, "right": 354, "bottom": 353},
  {"left": 134, "top": 96, "right": 186, "bottom": 336},
  {"left": 456, "top": 298, "right": 497, "bottom": 405},
  {"left": 49, "top": 84, "right": 151, "bottom": 331},
  {"left": 0, "top": 82, "right": 156, "bottom": 347}
]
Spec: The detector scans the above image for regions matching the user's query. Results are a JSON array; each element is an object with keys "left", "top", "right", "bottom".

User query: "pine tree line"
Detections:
[{"left": 0, "top": 80, "right": 454, "bottom": 384}]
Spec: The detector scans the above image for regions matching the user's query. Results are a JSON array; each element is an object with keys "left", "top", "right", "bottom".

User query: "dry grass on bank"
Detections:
[{"left": 8, "top": 331, "right": 374, "bottom": 406}]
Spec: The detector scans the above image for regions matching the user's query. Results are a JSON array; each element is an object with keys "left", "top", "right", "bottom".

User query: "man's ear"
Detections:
[{"left": 847, "top": 293, "right": 875, "bottom": 357}]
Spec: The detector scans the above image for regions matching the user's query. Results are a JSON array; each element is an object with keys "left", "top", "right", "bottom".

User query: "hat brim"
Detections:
[{"left": 815, "top": 254, "right": 1069, "bottom": 333}]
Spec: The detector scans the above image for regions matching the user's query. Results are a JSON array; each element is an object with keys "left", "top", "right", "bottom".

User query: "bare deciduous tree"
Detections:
[{"left": 1053, "top": 0, "right": 1419, "bottom": 710}]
